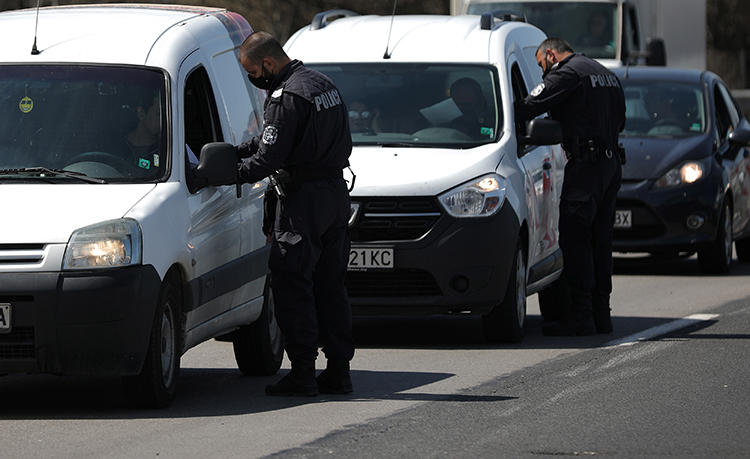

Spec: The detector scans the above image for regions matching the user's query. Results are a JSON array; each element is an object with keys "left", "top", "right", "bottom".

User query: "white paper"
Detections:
[{"left": 419, "top": 98, "right": 463, "bottom": 125}]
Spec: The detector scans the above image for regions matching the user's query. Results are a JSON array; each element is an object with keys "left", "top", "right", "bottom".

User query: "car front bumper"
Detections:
[
  {"left": 613, "top": 175, "right": 723, "bottom": 253},
  {"left": 0, "top": 265, "right": 161, "bottom": 376},
  {"left": 346, "top": 201, "right": 520, "bottom": 316}
]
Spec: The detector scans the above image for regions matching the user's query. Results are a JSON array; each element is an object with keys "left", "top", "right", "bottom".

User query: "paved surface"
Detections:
[{"left": 1, "top": 255, "right": 750, "bottom": 458}]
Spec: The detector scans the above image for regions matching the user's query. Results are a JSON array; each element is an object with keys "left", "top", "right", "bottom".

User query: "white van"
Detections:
[
  {"left": 0, "top": 4, "right": 281, "bottom": 407},
  {"left": 285, "top": 12, "right": 566, "bottom": 342}
]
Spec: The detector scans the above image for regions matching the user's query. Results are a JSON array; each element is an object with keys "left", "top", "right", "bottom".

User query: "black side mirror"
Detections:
[
  {"left": 190, "top": 142, "right": 237, "bottom": 192},
  {"left": 646, "top": 38, "right": 666, "bottom": 66},
  {"left": 521, "top": 118, "right": 563, "bottom": 146},
  {"left": 729, "top": 127, "right": 750, "bottom": 146}
]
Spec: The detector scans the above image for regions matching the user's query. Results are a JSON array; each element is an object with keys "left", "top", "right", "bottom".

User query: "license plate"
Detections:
[
  {"left": 348, "top": 247, "right": 394, "bottom": 270},
  {"left": 0, "top": 303, "right": 10, "bottom": 333},
  {"left": 615, "top": 210, "right": 632, "bottom": 228}
]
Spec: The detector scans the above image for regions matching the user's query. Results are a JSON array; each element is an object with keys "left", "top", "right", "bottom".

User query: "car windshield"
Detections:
[
  {"left": 0, "top": 65, "right": 168, "bottom": 182},
  {"left": 308, "top": 63, "right": 500, "bottom": 148},
  {"left": 468, "top": 2, "right": 618, "bottom": 59},
  {"left": 620, "top": 80, "right": 706, "bottom": 138}
]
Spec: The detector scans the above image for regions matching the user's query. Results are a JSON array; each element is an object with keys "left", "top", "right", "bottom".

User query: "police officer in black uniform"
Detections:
[
  {"left": 235, "top": 32, "right": 354, "bottom": 395},
  {"left": 515, "top": 38, "right": 626, "bottom": 336}
]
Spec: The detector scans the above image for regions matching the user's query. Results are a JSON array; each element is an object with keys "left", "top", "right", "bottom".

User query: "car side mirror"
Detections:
[
  {"left": 646, "top": 38, "right": 666, "bottom": 66},
  {"left": 729, "top": 127, "right": 750, "bottom": 147},
  {"left": 521, "top": 118, "right": 562, "bottom": 146},
  {"left": 190, "top": 142, "right": 237, "bottom": 192}
]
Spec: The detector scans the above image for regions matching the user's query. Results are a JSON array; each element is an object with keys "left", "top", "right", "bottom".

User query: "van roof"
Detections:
[
  {"left": 0, "top": 4, "right": 230, "bottom": 66},
  {"left": 285, "top": 14, "right": 543, "bottom": 64}
]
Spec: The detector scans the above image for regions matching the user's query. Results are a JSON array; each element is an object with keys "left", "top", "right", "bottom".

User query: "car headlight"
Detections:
[
  {"left": 63, "top": 218, "right": 142, "bottom": 270},
  {"left": 438, "top": 173, "right": 506, "bottom": 218},
  {"left": 655, "top": 161, "right": 705, "bottom": 188}
]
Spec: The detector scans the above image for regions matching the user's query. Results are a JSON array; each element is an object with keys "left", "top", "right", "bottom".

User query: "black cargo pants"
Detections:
[
  {"left": 268, "top": 178, "right": 354, "bottom": 365},
  {"left": 558, "top": 153, "right": 622, "bottom": 312}
]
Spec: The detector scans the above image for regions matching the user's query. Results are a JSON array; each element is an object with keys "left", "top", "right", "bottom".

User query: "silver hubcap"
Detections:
[
  {"left": 160, "top": 302, "right": 175, "bottom": 387},
  {"left": 515, "top": 248, "right": 527, "bottom": 327}
]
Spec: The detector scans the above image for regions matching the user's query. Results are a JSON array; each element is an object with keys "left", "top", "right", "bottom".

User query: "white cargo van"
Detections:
[
  {"left": 285, "top": 12, "right": 566, "bottom": 342},
  {"left": 0, "top": 4, "right": 280, "bottom": 407}
]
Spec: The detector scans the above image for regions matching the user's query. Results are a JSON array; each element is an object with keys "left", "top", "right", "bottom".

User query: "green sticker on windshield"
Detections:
[
  {"left": 480, "top": 127, "right": 494, "bottom": 138},
  {"left": 138, "top": 158, "right": 151, "bottom": 170},
  {"left": 690, "top": 123, "right": 701, "bottom": 131}
]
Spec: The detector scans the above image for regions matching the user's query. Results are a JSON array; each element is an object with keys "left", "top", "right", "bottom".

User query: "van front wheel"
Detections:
[
  {"left": 482, "top": 240, "right": 526, "bottom": 343},
  {"left": 123, "top": 278, "right": 181, "bottom": 408}
]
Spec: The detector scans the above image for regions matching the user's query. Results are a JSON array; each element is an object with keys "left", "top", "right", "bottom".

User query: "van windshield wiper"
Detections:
[{"left": 0, "top": 167, "right": 107, "bottom": 184}]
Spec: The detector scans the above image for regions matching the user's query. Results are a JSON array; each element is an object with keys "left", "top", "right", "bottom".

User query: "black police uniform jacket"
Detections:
[
  {"left": 516, "top": 53, "right": 625, "bottom": 153},
  {"left": 236, "top": 59, "right": 352, "bottom": 183}
]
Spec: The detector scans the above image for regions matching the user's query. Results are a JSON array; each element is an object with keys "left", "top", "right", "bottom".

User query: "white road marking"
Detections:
[{"left": 605, "top": 314, "right": 720, "bottom": 348}]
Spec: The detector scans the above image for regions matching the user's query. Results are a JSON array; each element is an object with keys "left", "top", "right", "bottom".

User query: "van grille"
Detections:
[
  {"left": 346, "top": 269, "right": 442, "bottom": 297},
  {"left": 350, "top": 198, "right": 442, "bottom": 242},
  {"left": 0, "top": 244, "right": 46, "bottom": 265},
  {"left": 0, "top": 327, "right": 35, "bottom": 359}
]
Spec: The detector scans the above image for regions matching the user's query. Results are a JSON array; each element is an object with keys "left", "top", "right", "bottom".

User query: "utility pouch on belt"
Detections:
[
  {"left": 617, "top": 143, "right": 627, "bottom": 165},
  {"left": 268, "top": 169, "right": 290, "bottom": 198}
]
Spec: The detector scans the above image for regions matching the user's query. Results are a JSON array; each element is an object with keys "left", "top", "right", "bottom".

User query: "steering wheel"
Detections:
[{"left": 65, "top": 151, "right": 133, "bottom": 172}]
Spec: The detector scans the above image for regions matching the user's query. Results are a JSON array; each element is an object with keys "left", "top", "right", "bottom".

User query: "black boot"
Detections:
[
  {"left": 542, "top": 287, "right": 596, "bottom": 336},
  {"left": 265, "top": 361, "right": 318, "bottom": 396},
  {"left": 316, "top": 360, "right": 353, "bottom": 394}
]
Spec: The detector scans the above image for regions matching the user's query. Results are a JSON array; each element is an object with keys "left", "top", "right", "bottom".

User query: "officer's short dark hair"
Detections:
[
  {"left": 537, "top": 37, "right": 574, "bottom": 55},
  {"left": 240, "top": 31, "right": 288, "bottom": 64}
]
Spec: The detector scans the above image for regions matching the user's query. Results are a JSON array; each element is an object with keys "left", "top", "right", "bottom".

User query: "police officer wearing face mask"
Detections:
[
  {"left": 235, "top": 31, "right": 354, "bottom": 395},
  {"left": 515, "top": 37, "right": 625, "bottom": 336}
]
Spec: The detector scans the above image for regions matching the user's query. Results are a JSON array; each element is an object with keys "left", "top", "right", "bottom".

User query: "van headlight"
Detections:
[
  {"left": 63, "top": 219, "right": 142, "bottom": 270},
  {"left": 655, "top": 161, "right": 705, "bottom": 188},
  {"left": 438, "top": 173, "right": 506, "bottom": 218}
]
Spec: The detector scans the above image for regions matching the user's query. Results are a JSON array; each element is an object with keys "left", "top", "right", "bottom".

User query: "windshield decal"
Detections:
[{"left": 19, "top": 96, "right": 33, "bottom": 114}]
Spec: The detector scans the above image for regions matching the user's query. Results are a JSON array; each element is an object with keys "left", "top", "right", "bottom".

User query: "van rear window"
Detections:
[
  {"left": 0, "top": 65, "right": 168, "bottom": 182},
  {"left": 309, "top": 63, "right": 501, "bottom": 148}
]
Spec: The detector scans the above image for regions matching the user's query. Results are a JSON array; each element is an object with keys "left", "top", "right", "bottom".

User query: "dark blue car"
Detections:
[{"left": 612, "top": 67, "right": 750, "bottom": 273}]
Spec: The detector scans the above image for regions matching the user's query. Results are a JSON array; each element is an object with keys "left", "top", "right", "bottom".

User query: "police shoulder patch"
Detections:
[
  {"left": 262, "top": 125, "right": 279, "bottom": 145},
  {"left": 530, "top": 83, "right": 545, "bottom": 97}
]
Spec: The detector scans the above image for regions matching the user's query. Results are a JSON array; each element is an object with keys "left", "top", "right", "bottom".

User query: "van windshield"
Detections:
[
  {"left": 0, "top": 65, "right": 168, "bottom": 182},
  {"left": 621, "top": 80, "right": 706, "bottom": 138},
  {"left": 309, "top": 63, "right": 501, "bottom": 148},
  {"left": 467, "top": 2, "right": 618, "bottom": 59}
]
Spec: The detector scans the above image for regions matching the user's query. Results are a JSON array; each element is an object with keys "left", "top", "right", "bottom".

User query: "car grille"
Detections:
[
  {"left": 346, "top": 269, "right": 442, "bottom": 297},
  {"left": 614, "top": 200, "right": 665, "bottom": 239},
  {"left": 349, "top": 197, "right": 442, "bottom": 242},
  {"left": 0, "top": 327, "right": 35, "bottom": 359},
  {"left": 0, "top": 244, "right": 46, "bottom": 266}
]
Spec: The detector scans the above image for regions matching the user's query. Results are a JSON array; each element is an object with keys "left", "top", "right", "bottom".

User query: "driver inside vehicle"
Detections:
[
  {"left": 646, "top": 89, "right": 687, "bottom": 136},
  {"left": 447, "top": 77, "right": 492, "bottom": 139},
  {"left": 123, "top": 92, "right": 163, "bottom": 169}
]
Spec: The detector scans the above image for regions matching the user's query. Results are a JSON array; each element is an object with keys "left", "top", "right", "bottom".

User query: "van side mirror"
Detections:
[
  {"left": 646, "top": 38, "right": 666, "bottom": 66},
  {"left": 521, "top": 118, "right": 562, "bottom": 146},
  {"left": 729, "top": 127, "right": 750, "bottom": 146},
  {"left": 190, "top": 142, "right": 237, "bottom": 192}
]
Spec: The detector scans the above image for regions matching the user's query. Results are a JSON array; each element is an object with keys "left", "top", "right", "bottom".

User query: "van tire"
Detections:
[
  {"left": 482, "top": 240, "right": 526, "bottom": 343},
  {"left": 233, "top": 278, "right": 284, "bottom": 376},
  {"left": 123, "top": 278, "right": 181, "bottom": 408}
]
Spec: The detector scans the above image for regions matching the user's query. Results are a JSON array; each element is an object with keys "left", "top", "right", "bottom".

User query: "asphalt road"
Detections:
[{"left": 2, "top": 254, "right": 750, "bottom": 458}]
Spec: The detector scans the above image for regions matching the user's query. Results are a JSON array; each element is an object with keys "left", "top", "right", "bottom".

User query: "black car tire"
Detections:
[
  {"left": 483, "top": 240, "right": 526, "bottom": 343},
  {"left": 232, "top": 278, "right": 284, "bottom": 376},
  {"left": 698, "top": 200, "right": 732, "bottom": 274},
  {"left": 735, "top": 237, "right": 750, "bottom": 262},
  {"left": 537, "top": 275, "right": 567, "bottom": 322},
  {"left": 123, "top": 277, "right": 181, "bottom": 408}
]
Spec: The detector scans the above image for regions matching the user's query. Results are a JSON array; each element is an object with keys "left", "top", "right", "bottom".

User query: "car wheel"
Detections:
[
  {"left": 232, "top": 277, "right": 284, "bottom": 376},
  {"left": 698, "top": 200, "right": 732, "bottom": 274},
  {"left": 123, "top": 278, "right": 181, "bottom": 408},
  {"left": 735, "top": 237, "right": 750, "bottom": 262},
  {"left": 482, "top": 240, "right": 526, "bottom": 343},
  {"left": 537, "top": 274, "right": 567, "bottom": 322}
]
